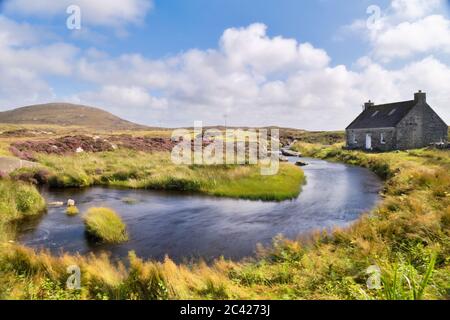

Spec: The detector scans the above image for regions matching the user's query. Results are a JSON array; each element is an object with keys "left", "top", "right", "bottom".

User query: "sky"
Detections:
[{"left": 0, "top": 0, "right": 449, "bottom": 130}]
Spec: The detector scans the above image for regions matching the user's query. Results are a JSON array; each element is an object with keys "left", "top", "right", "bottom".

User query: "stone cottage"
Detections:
[{"left": 346, "top": 91, "right": 448, "bottom": 151}]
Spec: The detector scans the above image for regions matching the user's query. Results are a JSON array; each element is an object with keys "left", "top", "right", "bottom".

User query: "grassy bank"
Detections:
[
  {"left": 0, "top": 180, "right": 46, "bottom": 224},
  {"left": 0, "top": 179, "right": 46, "bottom": 245},
  {"left": 0, "top": 144, "right": 448, "bottom": 299},
  {"left": 15, "top": 150, "right": 304, "bottom": 201}
]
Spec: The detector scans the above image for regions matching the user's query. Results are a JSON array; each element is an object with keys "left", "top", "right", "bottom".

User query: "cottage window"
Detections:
[
  {"left": 352, "top": 134, "right": 357, "bottom": 144},
  {"left": 380, "top": 133, "right": 386, "bottom": 144},
  {"left": 371, "top": 111, "right": 379, "bottom": 117}
]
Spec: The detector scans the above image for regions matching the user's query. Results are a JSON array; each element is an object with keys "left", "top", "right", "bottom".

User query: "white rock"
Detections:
[
  {"left": 67, "top": 199, "right": 75, "bottom": 206},
  {"left": 76, "top": 147, "right": 84, "bottom": 153},
  {"left": 48, "top": 201, "right": 64, "bottom": 207}
]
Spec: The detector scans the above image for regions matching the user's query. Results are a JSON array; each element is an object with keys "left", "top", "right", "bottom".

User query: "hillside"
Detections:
[{"left": 0, "top": 103, "right": 150, "bottom": 130}]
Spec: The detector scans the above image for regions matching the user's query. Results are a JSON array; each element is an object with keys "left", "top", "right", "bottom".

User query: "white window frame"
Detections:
[{"left": 352, "top": 133, "right": 357, "bottom": 144}]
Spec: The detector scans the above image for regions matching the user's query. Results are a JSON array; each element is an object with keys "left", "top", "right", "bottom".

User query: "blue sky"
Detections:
[
  {"left": 0, "top": 0, "right": 449, "bottom": 130},
  {"left": 6, "top": 0, "right": 388, "bottom": 62}
]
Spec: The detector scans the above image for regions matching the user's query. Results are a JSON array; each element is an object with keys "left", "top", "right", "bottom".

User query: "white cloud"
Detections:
[
  {"left": 69, "top": 85, "right": 168, "bottom": 124},
  {"left": 220, "top": 23, "right": 330, "bottom": 75},
  {"left": 4, "top": 0, "right": 153, "bottom": 28},
  {"left": 0, "top": 15, "right": 448, "bottom": 129},
  {"left": 0, "top": 16, "right": 77, "bottom": 107},
  {"left": 0, "top": 15, "right": 40, "bottom": 46},
  {"left": 342, "top": 0, "right": 450, "bottom": 62},
  {"left": 390, "top": 0, "right": 443, "bottom": 20},
  {"left": 67, "top": 23, "right": 449, "bottom": 129},
  {"left": 373, "top": 15, "right": 450, "bottom": 60},
  {"left": 0, "top": 67, "right": 55, "bottom": 107}
]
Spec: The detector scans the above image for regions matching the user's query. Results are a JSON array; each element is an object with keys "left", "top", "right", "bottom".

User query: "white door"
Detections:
[{"left": 366, "top": 134, "right": 372, "bottom": 149}]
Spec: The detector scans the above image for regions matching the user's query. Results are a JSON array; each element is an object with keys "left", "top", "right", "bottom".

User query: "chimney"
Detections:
[
  {"left": 414, "top": 90, "right": 426, "bottom": 103},
  {"left": 363, "top": 100, "right": 375, "bottom": 111}
]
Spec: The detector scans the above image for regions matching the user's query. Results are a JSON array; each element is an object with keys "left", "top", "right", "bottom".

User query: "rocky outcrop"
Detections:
[
  {"left": 281, "top": 149, "right": 301, "bottom": 157},
  {"left": 0, "top": 157, "right": 39, "bottom": 174}
]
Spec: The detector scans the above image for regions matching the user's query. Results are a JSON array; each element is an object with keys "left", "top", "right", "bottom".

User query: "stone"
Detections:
[
  {"left": 67, "top": 199, "right": 75, "bottom": 206},
  {"left": 48, "top": 201, "right": 64, "bottom": 207},
  {"left": 281, "top": 149, "right": 301, "bottom": 157},
  {"left": 295, "top": 161, "right": 308, "bottom": 167}
]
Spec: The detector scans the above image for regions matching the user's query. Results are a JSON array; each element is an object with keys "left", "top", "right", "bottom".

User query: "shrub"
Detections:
[
  {"left": 145, "top": 177, "right": 202, "bottom": 192},
  {"left": 441, "top": 206, "right": 450, "bottom": 229},
  {"left": 111, "top": 170, "right": 140, "bottom": 181},
  {"left": 11, "top": 168, "right": 52, "bottom": 185},
  {"left": 0, "top": 170, "right": 8, "bottom": 179},
  {"left": 48, "top": 170, "right": 92, "bottom": 188},
  {"left": 84, "top": 208, "right": 128, "bottom": 243}
]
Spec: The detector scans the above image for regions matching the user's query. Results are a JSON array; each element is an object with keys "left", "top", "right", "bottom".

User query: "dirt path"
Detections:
[{"left": 0, "top": 157, "right": 39, "bottom": 174}]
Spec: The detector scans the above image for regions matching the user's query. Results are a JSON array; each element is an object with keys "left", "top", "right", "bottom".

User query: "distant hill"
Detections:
[{"left": 0, "top": 103, "right": 151, "bottom": 130}]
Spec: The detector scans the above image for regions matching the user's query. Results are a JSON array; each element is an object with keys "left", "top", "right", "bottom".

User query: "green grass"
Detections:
[
  {"left": 66, "top": 206, "right": 79, "bottom": 216},
  {"left": 290, "top": 130, "right": 345, "bottom": 145},
  {"left": 208, "top": 164, "right": 304, "bottom": 201},
  {"left": 84, "top": 208, "right": 128, "bottom": 244},
  {"left": 0, "top": 180, "right": 46, "bottom": 223},
  {"left": 381, "top": 253, "right": 437, "bottom": 300},
  {"left": 34, "top": 150, "right": 305, "bottom": 201},
  {"left": 1, "top": 143, "right": 449, "bottom": 300}
]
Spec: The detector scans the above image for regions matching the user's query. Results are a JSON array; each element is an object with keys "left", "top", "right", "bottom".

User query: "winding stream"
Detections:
[{"left": 17, "top": 157, "right": 382, "bottom": 262}]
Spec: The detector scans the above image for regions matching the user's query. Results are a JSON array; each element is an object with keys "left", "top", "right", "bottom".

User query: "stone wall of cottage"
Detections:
[
  {"left": 396, "top": 103, "right": 424, "bottom": 150},
  {"left": 346, "top": 128, "right": 396, "bottom": 151},
  {"left": 396, "top": 102, "right": 448, "bottom": 149},
  {"left": 422, "top": 104, "right": 448, "bottom": 144}
]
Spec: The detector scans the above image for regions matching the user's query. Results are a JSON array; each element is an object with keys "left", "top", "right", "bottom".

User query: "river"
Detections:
[{"left": 17, "top": 157, "right": 382, "bottom": 262}]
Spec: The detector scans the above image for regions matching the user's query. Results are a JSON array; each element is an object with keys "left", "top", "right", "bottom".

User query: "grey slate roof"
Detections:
[{"left": 346, "top": 100, "right": 417, "bottom": 129}]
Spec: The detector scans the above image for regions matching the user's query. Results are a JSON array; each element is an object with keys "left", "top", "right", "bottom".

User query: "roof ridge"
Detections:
[{"left": 372, "top": 100, "right": 415, "bottom": 108}]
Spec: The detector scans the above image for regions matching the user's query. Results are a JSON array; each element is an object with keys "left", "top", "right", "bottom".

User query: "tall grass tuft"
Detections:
[
  {"left": 84, "top": 208, "right": 128, "bottom": 244},
  {"left": 0, "top": 180, "right": 46, "bottom": 223},
  {"left": 381, "top": 253, "right": 437, "bottom": 300},
  {"left": 66, "top": 206, "right": 79, "bottom": 216}
]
